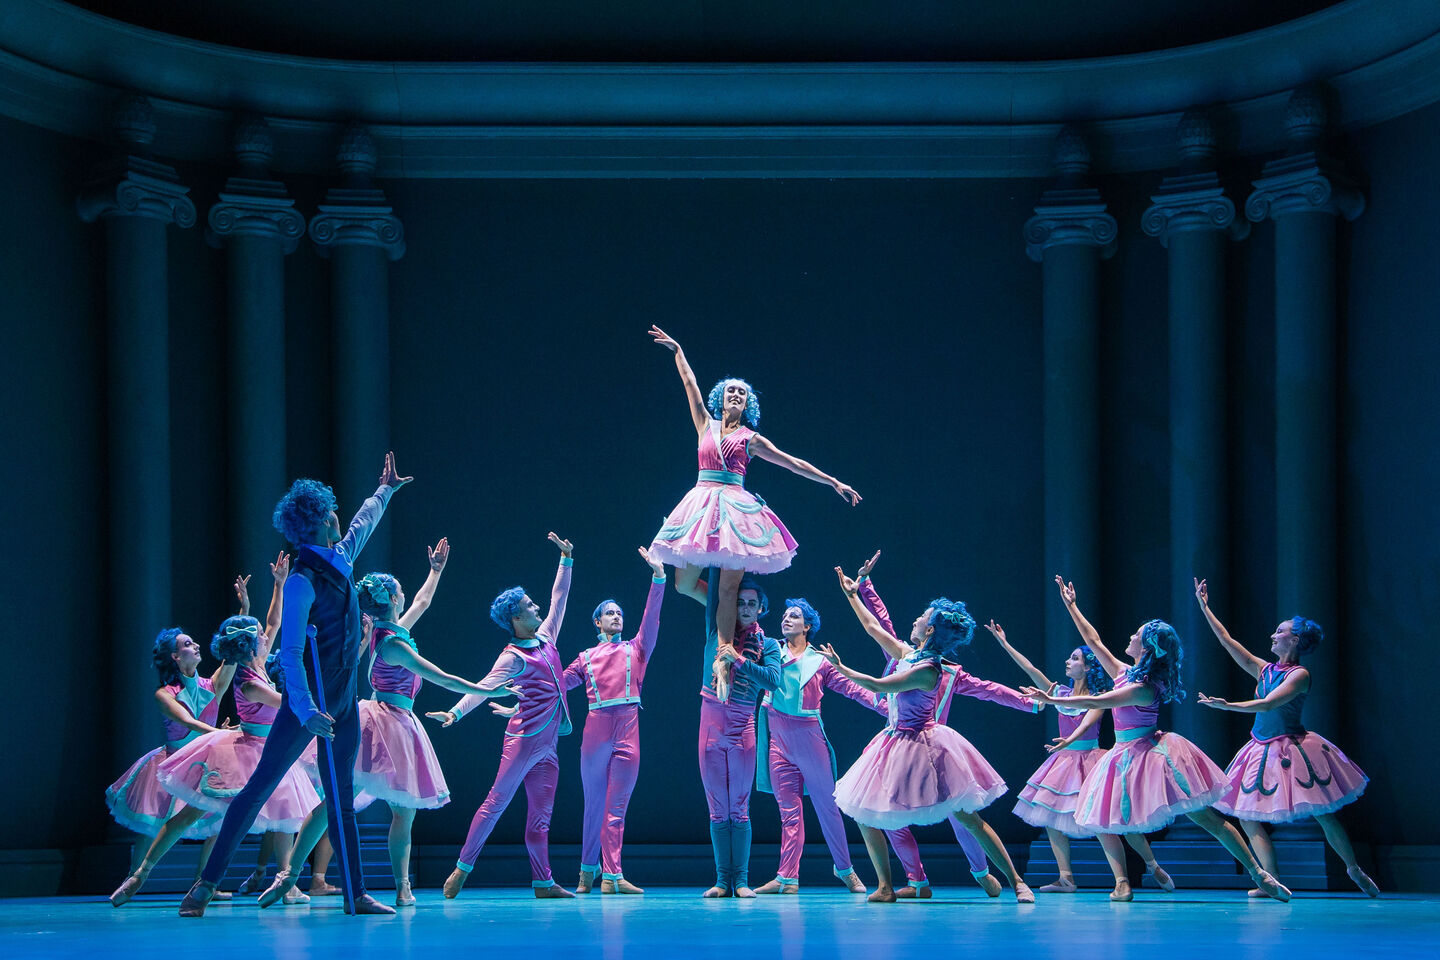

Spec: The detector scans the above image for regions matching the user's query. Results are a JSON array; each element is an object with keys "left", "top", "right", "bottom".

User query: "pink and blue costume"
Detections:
[
  {"left": 448, "top": 558, "right": 573, "bottom": 889},
  {"left": 757, "top": 643, "right": 875, "bottom": 888},
  {"left": 106, "top": 674, "right": 222, "bottom": 839},
  {"left": 562, "top": 573, "right": 667, "bottom": 885},
  {"left": 157, "top": 665, "right": 321, "bottom": 833},
  {"left": 1211, "top": 662, "right": 1368, "bottom": 823},
  {"left": 650, "top": 420, "right": 798, "bottom": 574},
  {"left": 354, "top": 622, "right": 451, "bottom": 809},
  {"left": 1011, "top": 683, "right": 1108, "bottom": 837}
]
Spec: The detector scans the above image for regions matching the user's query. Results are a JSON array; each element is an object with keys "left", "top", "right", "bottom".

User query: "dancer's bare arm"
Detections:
[
  {"left": 985, "top": 620, "right": 1054, "bottom": 690},
  {"left": 749, "top": 434, "right": 861, "bottom": 505},
  {"left": 1198, "top": 668, "right": 1310, "bottom": 714},
  {"left": 817, "top": 644, "right": 938, "bottom": 694},
  {"left": 649, "top": 325, "right": 709, "bottom": 435},
  {"left": 837, "top": 567, "right": 910, "bottom": 662},
  {"left": 1054, "top": 577, "right": 1124, "bottom": 679},
  {"left": 400, "top": 538, "right": 449, "bottom": 630},
  {"left": 1193, "top": 578, "right": 1267, "bottom": 679}
]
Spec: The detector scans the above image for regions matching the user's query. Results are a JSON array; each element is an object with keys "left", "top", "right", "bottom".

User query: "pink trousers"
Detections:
[
  {"left": 457, "top": 728, "right": 558, "bottom": 884},
  {"left": 887, "top": 817, "right": 988, "bottom": 885},
  {"left": 698, "top": 695, "right": 756, "bottom": 822},
  {"left": 579, "top": 704, "right": 641, "bottom": 879},
  {"left": 767, "top": 710, "right": 853, "bottom": 883}
]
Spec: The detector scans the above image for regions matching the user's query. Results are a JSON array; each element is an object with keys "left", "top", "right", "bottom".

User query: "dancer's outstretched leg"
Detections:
[
  {"left": 1124, "top": 832, "right": 1174, "bottom": 890},
  {"left": 1315, "top": 813, "right": 1378, "bottom": 896},
  {"left": 1187, "top": 808, "right": 1290, "bottom": 901},
  {"left": 953, "top": 811, "right": 1033, "bottom": 903}
]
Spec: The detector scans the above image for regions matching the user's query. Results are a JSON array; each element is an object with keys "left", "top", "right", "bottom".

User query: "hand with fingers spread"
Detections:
[
  {"left": 235, "top": 575, "right": 252, "bottom": 616},
  {"left": 817, "top": 642, "right": 843, "bottom": 667},
  {"left": 638, "top": 545, "right": 664, "bottom": 577},
  {"left": 1055, "top": 575, "right": 1077, "bottom": 607},
  {"left": 858, "top": 549, "right": 881, "bottom": 579},
  {"left": 648, "top": 324, "right": 681, "bottom": 355},
  {"left": 548, "top": 532, "right": 573, "bottom": 557},
  {"left": 1196, "top": 693, "right": 1231, "bottom": 711},
  {"left": 380, "top": 451, "right": 413, "bottom": 490},
  {"left": 1020, "top": 685, "right": 1058, "bottom": 704},
  {"left": 833, "top": 481, "right": 863, "bottom": 506},
  {"left": 985, "top": 619, "right": 1007, "bottom": 644},
  {"left": 428, "top": 537, "right": 451, "bottom": 573},
  {"left": 1194, "top": 577, "right": 1209, "bottom": 607},
  {"left": 270, "top": 552, "right": 290, "bottom": 585},
  {"left": 1044, "top": 737, "right": 1070, "bottom": 754},
  {"left": 490, "top": 702, "right": 519, "bottom": 719},
  {"left": 835, "top": 566, "right": 859, "bottom": 597}
]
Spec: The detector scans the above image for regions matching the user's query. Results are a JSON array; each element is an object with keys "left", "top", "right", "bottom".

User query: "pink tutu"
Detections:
[
  {"left": 353, "top": 699, "right": 450, "bottom": 809},
  {"left": 157, "top": 730, "right": 321, "bottom": 833},
  {"left": 1012, "top": 746, "right": 1108, "bottom": 838},
  {"left": 834, "top": 725, "right": 1008, "bottom": 830},
  {"left": 651, "top": 480, "right": 798, "bottom": 573},
  {"left": 1072, "top": 731, "right": 1228, "bottom": 834},
  {"left": 106, "top": 747, "right": 220, "bottom": 839},
  {"left": 298, "top": 737, "right": 376, "bottom": 809},
  {"left": 1211, "top": 732, "right": 1368, "bottom": 823}
]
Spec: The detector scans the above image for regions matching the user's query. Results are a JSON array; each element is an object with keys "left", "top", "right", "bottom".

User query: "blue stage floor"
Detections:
[{"left": 2, "top": 888, "right": 1434, "bottom": 960}]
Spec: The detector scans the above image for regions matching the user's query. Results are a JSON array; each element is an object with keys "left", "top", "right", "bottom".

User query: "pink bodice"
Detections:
[
  {"left": 697, "top": 421, "right": 754, "bottom": 478},
  {"left": 1112, "top": 682, "right": 1160, "bottom": 732},
  {"left": 369, "top": 624, "right": 423, "bottom": 701},
  {"left": 889, "top": 659, "right": 945, "bottom": 732},
  {"left": 235, "top": 666, "right": 278, "bottom": 725}
]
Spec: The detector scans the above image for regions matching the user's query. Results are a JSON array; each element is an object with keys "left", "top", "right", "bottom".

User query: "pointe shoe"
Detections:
[
  {"left": 601, "top": 877, "right": 645, "bottom": 894},
  {"left": 354, "top": 893, "right": 397, "bottom": 915},
  {"left": 978, "top": 873, "right": 1003, "bottom": 898},
  {"left": 702, "top": 885, "right": 731, "bottom": 898},
  {"left": 1110, "top": 879, "right": 1134, "bottom": 902},
  {"left": 309, "top": 879, "right": 342, "bottom": 896},
  {"left": 836, "top": 868, "right": 867, "bottom": 894},
  {"left": 1038, "top": 876, "right": 1077, "bottom": 893},
  {"left": 395, "top": 881, "right": 416, "bottom": 907},
  {"left": 576, "top": 869, "right": 596, "bottom": 894},
  {"left": 734, "top": 886, "right": 756, "bottom": 898},
  {"left": 237, "top": 868, "right": 266, "bottom": 895},
  {"left": 1148, "top": 863, "right": 1176, "bottom": 892},
  {"left": 258, "top": 870, "right": 297, "bottom": 908},
  {"left": 1347, "top": 865, "right": 1380, "bottom": 897},
  {"left": 1251, "top": 870, "right": 1292, "bottom": 902},
  {"left": 109, "top": 873, "right": 145, "bottom": 907},
  {"left": 534, "top": 883, "right": 576, "bottom": 899},
  {"left": 867, "top": 887, "right": 898, "bottom": 903},
  {"left": 1014, "top": 881, "right": 1036, "bottom": 904},
  {"left": 178, "top": 880, "right": 217, "bottom": 918},
  {"left": 443, "top": 869, "right": 467, "bottom": 899},
  {"left": 1247, "top": 888, "right": 1267, "bottom": 898},
  {"left": 895, "top": 884, "right": 933, "bottom": 899},
  {"left": 283, "top": 888, "right": 310, "bottom": 905}
]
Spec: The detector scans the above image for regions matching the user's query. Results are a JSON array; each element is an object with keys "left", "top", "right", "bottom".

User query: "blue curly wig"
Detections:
[
  {"left": 272, "top": 478, "right": 337, "bottom": 546},
  {"left": 1126, "top": 620, "right": 1186, "bottom": 704},
  {"left": 783, "top": 597, "right": 821, "bottom": 640},
  {"left": 1289, "top": 616, "right": 1323, "bottom": 656},
  {"left": 152, "top": 627, "right": 185, "bottom": 686},
  {"left": 490, "top": 586, "right": 528, "bottom": 634},
  {"left": 736, "top": 574, "right": 769, "bottom": 618},
  {"left": 918, "top": 598, "right": 976, "bottom": 663},
  {"left": 1075, "top": 645, "right": 1114, "bottom": 695},
  {"left": 211, "top": 615, "right": 262, "bottom": 663},
  {"left": 706, "top": 378, "right": 760, "bottom": 428},
  {"left": 358, "top": 572, "right": 400, "bottom": 618},
  {"left": 265, "top": 650, "right": 286, "bottom": 693},
  {"left": 592, "top": 599, "right": 623, "bottom": 624}
]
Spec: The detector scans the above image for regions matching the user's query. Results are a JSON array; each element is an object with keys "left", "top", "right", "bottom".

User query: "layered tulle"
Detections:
[
  {"left": 157, "top": 730, "right": 321, "bottom": 833},
  {"left": 834, "top": 725, "right": 1007, "bottom": 830},
  {"left": 352, "top": 699, "right": 451, "bottom": 809},
  {"left": 1212, "top": 732, "right": 1368, "bottom": 823},
  {"left": 106, "top": 747, "right": 221, "bottom": 839},
  {"left": 650, "top": 480, "right": 797, "bottom": 573},
  {"left": 1012, "top": 746, "right": 1109, "bottom": 837},
  {"left": 1072, "top": 732, "right": 1228, "bottom": 834}
]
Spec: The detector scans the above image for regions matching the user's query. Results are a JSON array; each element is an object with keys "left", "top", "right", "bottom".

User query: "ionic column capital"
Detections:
[
  {"left": 1143, "top": 178, "right": 1249, "bottom": 246},
  {"left": 1024, "top": 199, "right": 1118, "bottom": 262},
  {"left": 205, "top": 115, "right": 305, "bottom": 252},
  {"left": 1246, "top": 87, "right": 1365, "bottom": 223}
]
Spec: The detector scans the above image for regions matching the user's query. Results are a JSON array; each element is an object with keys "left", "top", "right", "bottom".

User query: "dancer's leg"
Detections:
[
  {"left": 953, "top": 811, "right": 1033, "bottom": 902},
  {"left": 860, "top": 826, "right": 896, "bottom": 903},
  {"left": 760, "top": 744, "right": 804, "bottom": 892},
  {"left": 1039, "top": 829, "right": 1077, "bottom": 892},
  {"left": 1241, "top": 820, "right": 1279, "bottom": 874},
  {"left": 578, "top": 715, "right": 612, "bottom": 889},
  {"left": 698, "top": 699, "right": 731, "bottom": 896},
  {"left": 310, "top": 833, "right": 338, "bottom": 894},
  {"left": 452, "top": 735, "right": 538, "bottom": 880},
  {"left": 673, "top": 564, "right": 706, "bottom": 603},
  {"left": 886, "top": 828, "right": 931, "bottom": 898},
  {"left": 726, "top": 706, "right": 757, "bottom": 896},
  {"left": 1186, "top": 807, "right": 1291, "bottom": 900},
  {"left": 1097, "top": 833, "right": 1132, "bottom": 900},
  {"left": 240, "top": 832, "right": 277, "bottom": 893},
  {"left": 257, "top": 802, "right": 328, "bottom": 908},
  {"left": 1315, "top": 813, "right": 1379, "bottom": 896},
  {"left": 1123, "top": 832, "right": 1174, "bottom": 890},
  {"left": 601, "top": 710, "right": 641, "bottom": 890},
  {"left": 388, "top": 804, "right": 416, "bottom": 903},
  {"left": 714, "top": 568, "right": 745, "bottom": 646},
  {"left": 319, "top": 705, "right": 367, "bottom": 906},
  {"left": 790, "top": 727, "right": 861, "bottom": 892},
  {"left": 110, "top": 806, "right": 208, "bottom": 905},
  {"left": 524, "top": 752, "right": 570, "bottom": 897}
]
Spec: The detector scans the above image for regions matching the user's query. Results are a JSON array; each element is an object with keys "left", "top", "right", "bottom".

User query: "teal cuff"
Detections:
[
  {"left": 531, "top": 879, "right": 556, "bottom": 889},
  {"left": 652, "top": 575, "right": 667, "bottom": 584},
  {"left": 602, "top": 872, "right": 623, "bottom": 882},
  {"left": 777, "top": 875, "right": 799, "bottom": 885},
  {"left": 971, "top": 869, "right": 991, "bottom": 880},
  {"left": 909, "top": 877, "right": 930, "bottom": 887},
  {"left": 580, "top": 863, "right": 600, "bottom": 873},
  {"left": 455, "top": 860, "right": 474, "bottom": 874},
  {"left": 560, "top": 557, "right": 574, "bottom": 567}
]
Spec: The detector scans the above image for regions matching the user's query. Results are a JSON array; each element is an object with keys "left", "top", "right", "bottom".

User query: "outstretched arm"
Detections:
[
  {"left": 817, "top": 644, "right": 938, "bottom": 694},
  {"left": 748, "top": 434, "right": 861, "bottom": 506},
  {"left": 335, "top": 452, "right": 412, "bottom": 567},
  {"left": 377, "top": 637, "right": 505, "bottom": 698},
  {"left": 1023, "top": 681, "right": 1153, "bottom": 712},
  {"left": 1198, "top": 668, "right": 1310, "bottom": 714},
  {"left": 634, "top": 546, "right": 667, "bottom": 660},
  {"left": 984, "top": 620, "right": 1054, "bottom": 690},
  {"left": 1194, "top": 578, "right": 1267, "bottom": 680},
  {"left": 837, "top": 567, "right": 911, "bottom": 663},
  {"left": 1054, "top": 576, "right": 1125, "bottom": 679},
  {"left": 539, "top": 533, "right": 574, "bottom": 640},
  {"left": 435, "top": 650, "right": 526, "bottom": 725},
  {"left": 649, "top": 325, "right": 710, "bottom": 435},
  {"left": 263, "top": 553, "right": 289, "bottom": 644},
  {"left": 951, "top": 667, "right": 1042, "bottom": 714},
  {"left": 399, "top": 537, "right": 449, "bottom": 630}
]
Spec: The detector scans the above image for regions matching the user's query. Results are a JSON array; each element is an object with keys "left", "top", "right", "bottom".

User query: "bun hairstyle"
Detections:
[
  {"left": 1077, "top": 645, "right": 1114, "bottom": 695},
  {"left": 1290, "top": 616, "right": 1323, "bottom": 656},
  {"left": 919, "top": 598, "right": 976, "bottom": 663},
  {"left": 358, "top": 572, "right": 401, "bottom": 618},
  {"left": 211, "top": 615, "right": 263, "bottom": 662}
]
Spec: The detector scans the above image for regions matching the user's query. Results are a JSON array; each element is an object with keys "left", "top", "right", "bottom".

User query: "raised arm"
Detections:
[
  {"left": 1024, "top": 680, "right": 1154, "bottom": 712},
  {"left": 335, "top": 452, "right": 411, "bottom": 567},
  {"left": 817, "top": 643, "right": 938, "bottom": 694},
  {"left": 633, "top": 546, "right": 667, "bottom": 660},
  {"left": 399, "top": 537, "right": 449, "bottom": 631},
  {"left": 1194, "top": 578, "right": 1267, "bottom": 680},
  {"left": 837, "top": 567, "right": 910, "bottom": 663},
  {"left": 748, "top": 434, "right": 861, "bottom": 506},
  {"left": 649, "top": 325, "right": 710, "bottom": 435},
  {"left": 538, "top": 533, "right": 574, "bottom": 640},
  {"left": 264, "top": 553, "right": 289, "bottom": 643},
  {"left": 1198, "top": 668, "right": 1310, "bottom": 714},
  {"left": 377, "top": 637, "right": 499, "bottom": 698},
  {"left": 1055, "top": 576, "right": 1125, "bottom": 680},
  {"left": 984, "top": 620, "right": 1054, "bottom": 690},
  {"left": 854, "top": 551, "right": 896, "bottom": 637}
]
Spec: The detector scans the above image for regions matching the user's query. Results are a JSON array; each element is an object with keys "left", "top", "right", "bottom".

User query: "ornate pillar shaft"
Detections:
[
  {"left": 309, "top": 126, "right": 405, "bottom": 569},
  {"left": 77, "top": 96, "right": 196, "bottom": 774},
  {"left": 1142, "top": 112, "right": 1249, "bottom": 757},
  {"left": 1025, "top": 129, "right": 1116, "bottom": 672},
  {"left": 1246, "top": 90, "right": 1364, "bottom": 735},
  {"left": 208, "top": 117, "right": 304, "bottom": 574}
]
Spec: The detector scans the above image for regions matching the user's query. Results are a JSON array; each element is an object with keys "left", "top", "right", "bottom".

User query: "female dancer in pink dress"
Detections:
[
  {"left": 753, "top": 597, "right": 874, "bottom": 895},
  {"left": 1024, "top": 577, "right": 1291, "bottom": 901},
  {"left": 1194, "top": 578, "right": 1377, "bottom": 897},
  {"left": 825, "top": 584, "right": 1035, "bottom": 904},
  {"left": 986, "top": 620, "right": 1174, "bottom": 894},
  {"left": 563, "top": 547, "right": 667, "bottom": 895},
  {"left": 646, "top": 325, "right": 860, "bottom": 699}
]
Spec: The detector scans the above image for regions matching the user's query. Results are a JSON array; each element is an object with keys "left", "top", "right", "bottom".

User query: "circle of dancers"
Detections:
[{"left": 102, "top": 330, "right": 1380, "bottom": 915}]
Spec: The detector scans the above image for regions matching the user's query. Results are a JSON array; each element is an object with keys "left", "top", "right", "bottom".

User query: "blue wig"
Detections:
[
  {"left": 1290, "top": 616, "right": 1323, "bottom": 656},
  {"left": 211, "top": 615, "right": 262, "bottom": 663},
  {"left": 783, "top": 597, "right": 821, "bottom": 640},
  {"left": 358, "top": 572, "right": 400, "bottom": 618},
  {"left": 152, "top": 627, "right": 184, "bottom": 686},
  {"left": 265, "top": 650, "right": 287, "bottom": 693},
  {"left": 1076, "top": 645, "right": 1114, "bottom": 695},
  {"left": 706, "top": 378, "right": 760, "bottom": 428},
  {"left": 919, "top": 598, "right": 976, "bottom": 663},
  {"left": 592, "top": 598, "right": 623, "bottom": 624},
  {"left": 272, "top": 478, "right": 337, "bottom": 546},
  {"left": 490, "top": 586, "right": 528, "bottom": 634},
  {"left": 1125, "top": 620, "right": 1186, "bottom": 704},
  {"left": 736, "top": 574, "right": 769, "bottom": 618}
]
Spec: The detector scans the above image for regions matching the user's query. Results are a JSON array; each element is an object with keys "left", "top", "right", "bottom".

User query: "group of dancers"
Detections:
[{"left": 103, "top": 327, "right": 1379, "bottom": 915}]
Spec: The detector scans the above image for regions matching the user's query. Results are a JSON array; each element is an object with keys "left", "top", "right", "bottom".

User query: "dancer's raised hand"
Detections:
[
  {"left": 1054, "top": 576, "right": 1077, "bottom": 607},
  {"left": 649, "top": 324, "right": 681, "bottom": 354},
  {"left": 1194, "top": 577, "right": 1209, "bottom": 607},
  {"left": 638, "top": 546, "right": 664, "bottom": 577},
  {"left": 548, "top": 532, "right": 573, "bottom": 557},
  {"left": 817, "top": 643, "right": 843, "bottom": 667},
  {"left": 235, "top": 574, "right": 251, "bottom": 615},
  {"left": 425, "top": 710, "right": 458, "bottom": 728},
  {"left": 858, "top": 550, "right": 881, "bottom": 578},
  {"left": 428, "top": 537, "right": 451, "bottom": 572},
  {"left": 380, "top": 451, "right": 413, "bottom": 490},
  {"left": 985, "top": 620, "right": 1007, "bottom": 643},
  {"left": 271, "top": 552, "right": 290, "bottom": 584},
  {"left": 835, "top": 566, "right": 859, "bottom": 597}
]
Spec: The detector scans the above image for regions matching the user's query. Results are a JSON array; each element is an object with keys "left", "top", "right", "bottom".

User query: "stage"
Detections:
[{"left": 3, "top": 888, "right": 1431, "bottom": 960}]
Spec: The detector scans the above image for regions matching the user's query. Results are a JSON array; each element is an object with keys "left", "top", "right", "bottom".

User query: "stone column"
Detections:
[
  {"left": 1245, "top": 89, "right": 1363, "bottom": 735},
  {"left": 1024, "top": 128, "right": 1117, "bottom": 672},
  {"left": 77, "top": 95, "right": 196, "bottom": 774},
  {"left": 207, "top": 116, "right": 305, "bottom": 576},
  {"left": 1141, "top": 111, "right": 1249, "bottom": 758},
  {"left": 308, "top": 125, "right": 405, "bottom": 569}
]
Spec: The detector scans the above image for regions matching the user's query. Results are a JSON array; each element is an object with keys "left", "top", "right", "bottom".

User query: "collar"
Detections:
[
  {"left": 598, "top": 632, "right": 627, "bottom": 644},
  {"left": 512, "top": 636, "right": 543, "bottom": 650},
  {"left": 174, "top": 671, "right": 214, "bottom": 719}
]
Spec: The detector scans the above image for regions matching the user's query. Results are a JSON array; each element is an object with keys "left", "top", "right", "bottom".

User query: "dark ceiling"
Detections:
[{"left": 70, "top": 0, "right": 1344, "bottom": 62}]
